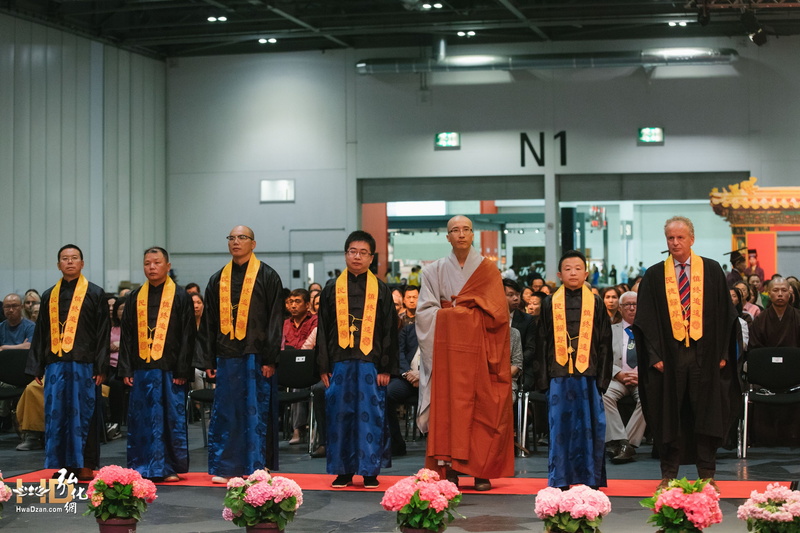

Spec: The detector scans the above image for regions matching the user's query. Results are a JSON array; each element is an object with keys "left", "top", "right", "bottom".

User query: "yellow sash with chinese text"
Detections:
[
  {"left": 552, "top": 284, "right": 594, "bottom": 373},
  {"left": 136, "top": 278, "right": 176, "bottom": 363},
  {"left": 49, "top": 275, "right": 89, "bottom": 356},
  {"left": 336, "top": 269, "right": 379, "bottom": 355},
  {"left": 665, "top": 252, "right": 704, "bottom": 346},
  {"left": 220, "top": 256, "right": 261, "bottom": 340}
]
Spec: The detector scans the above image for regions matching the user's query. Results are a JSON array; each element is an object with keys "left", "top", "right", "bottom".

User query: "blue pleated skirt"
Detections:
[
  {"left": 547, "top": 376, "right": 607, "bottom": 488},
  {"left": 325, "top": 360, "right": 391, "bottom": 476},
  {"left": 44, "top": 361, "right": 96, "bottom": 469},
  {"left": 127, "top": 369, "right": 189, "bottom": 478},
  {"left": 208, "top": 354, "right": 277, "bottom": 477}
]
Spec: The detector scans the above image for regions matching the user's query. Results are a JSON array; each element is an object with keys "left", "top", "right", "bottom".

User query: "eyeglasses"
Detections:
[
  {"left": 346, "top": 249, "right": 373, "bottom": 257},
  {"left": 620, "top": 303, "right": 637, "bottom": 308},
  {"left": 448, "top": 228, "right": 473, "bottom": 235},
  {"left": 226, "top": 235, "right": 253, "bottom": 242}
]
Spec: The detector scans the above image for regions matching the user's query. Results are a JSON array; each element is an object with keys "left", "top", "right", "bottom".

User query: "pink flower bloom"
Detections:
[
  {"left": 222, "top": 507, "right": 235, "bottom": 521},
  {"left": 248, "top": 469, "right": 272, "bottom": 483},
  {"left": 227, "top": 477, "right": 247, "bottom": 488}
]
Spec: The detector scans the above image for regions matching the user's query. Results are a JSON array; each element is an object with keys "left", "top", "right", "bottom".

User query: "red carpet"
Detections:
[{"left": 8, "top": 470, "right": 790, "bottom": 498}]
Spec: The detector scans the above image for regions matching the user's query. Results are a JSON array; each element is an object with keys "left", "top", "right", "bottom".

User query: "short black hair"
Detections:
[
  {"left": 58, "top": 244, "right": 83, "bottom": 261},
  {"left": 344, "top": 230, "right": 376, "bottom": 255},
  {"left": 502, "top": 278, "right": 522, "bottom": 293},
  {"left": 144, "top": 246, "right": 170, "bottom": 262},
  {"left": 531, "top": 291, "right": 547, "bottom": 301},
  {"left": 185, "top": 282, "right": 200, "bottom": 292},
  {"left": 403, "top": 285, "right": 419, "bottom": 296},
  {"left": 558, "top": 250, "right": 587, "bottom": 272},
  {"left": 289, "top": 288, "right": 311, "bottom": 303}
]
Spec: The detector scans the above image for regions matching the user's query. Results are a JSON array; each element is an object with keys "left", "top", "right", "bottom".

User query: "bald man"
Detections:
[
  {"left": 416, "top": 215, "right": 515, "bottom": 491},
  {"left": 194, "top": 225, "right": 285, "bottom": 483},
  {"left": 749, "top": 277, "right": 800, "bottom": 348}
]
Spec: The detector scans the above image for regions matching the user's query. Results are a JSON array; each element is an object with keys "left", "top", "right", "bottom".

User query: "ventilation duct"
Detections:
[{"left": 355, "top": 48, "right": 738, "bottom": 75}]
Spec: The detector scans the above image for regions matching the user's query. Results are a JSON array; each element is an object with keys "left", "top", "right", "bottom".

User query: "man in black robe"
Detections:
[
  {"left": 634, "top": 216, "right": 738, "bottom": 492},
  {"left": 26, "top": 244, "right": 110, "bottom": 480},
  {"left": 118, "top": 247, "right": 195, "bottom": 481},
  {"left": 194, "top": 225, "right": 285, "bottom": 483},
  {"left": 749, "top": 277, "right": 800, "bottom": 348}
]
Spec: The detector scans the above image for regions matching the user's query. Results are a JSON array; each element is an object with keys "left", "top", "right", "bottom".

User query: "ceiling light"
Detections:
[
  {"left": 750, "top": 28, "right": 767, "bottom": 46},
  {"left": 668, "top": 21, "right": 677, "bottom": 27},
  {"left": 668, "top": 21, "right": 689, "bottom": 27},
  {"left": 207, "top": 16, "right": 217, "bottom": 22},
  {"left": 467, "top": 30, "right": 475, "bottom": 36},
  {"left": 268, "top": 38, "right": 277, "bottom": 43},
  {"left": 679, "top": 21, "right": 687, "bottom": 27},
  {"left": 218, "top": 16, "right": 227, "bottom": 22},
  {"left": 457, "top": 31, "right": 465, "bottom": 36},
  {"left": 741, "top": 11, "right": 767, "bottom": 46},
  {"left": 433, "top": 2, "right": 443, "bottom": 7},
  {"left": 422, "top": 3, "right": 432, "bottom": 9}
]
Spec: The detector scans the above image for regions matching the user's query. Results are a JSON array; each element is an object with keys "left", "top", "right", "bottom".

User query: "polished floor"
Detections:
[{"left": 1, "top": 421, "right": 797, "bottom": 532}]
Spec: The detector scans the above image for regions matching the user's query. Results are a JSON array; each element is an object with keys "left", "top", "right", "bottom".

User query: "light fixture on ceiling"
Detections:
[
  {"left": 697, "top": 4, "right": 711, "bottom": 26},
  {"left": 207, "top": 15, "right": 227, "bottom": 22},
  {"left": 741, "top": 10, "right": 767, "bottom": 46},
  {"left": 668, "top": 21, "right": 688, "bottom": 27},
  {"left": 456, "top": 30, "right": 476, "bottom": 37},
  {"left": 421, "top": 2, "right": 442, "bottom": 9},
  {"left": 258, "top": 38, "right": 277, "bottom": 44}
]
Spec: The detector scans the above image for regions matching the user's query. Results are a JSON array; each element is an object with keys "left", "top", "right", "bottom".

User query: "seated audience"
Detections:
[
  {"left": 750, "top": 277, "right": 800, "bottom": 349},
  {"left": 601, "top": 286, "right": 623, "bottom": 325},
  {"left": 603, "top": 291, "right": 645, "bottom": 464},
  {"left": 22, "top": 289, "right": 41, "bottom": 321}
]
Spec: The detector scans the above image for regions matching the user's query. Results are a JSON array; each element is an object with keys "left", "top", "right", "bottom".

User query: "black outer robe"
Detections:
[
  {"left": 533, "top": 288, "right": 613, "bottom": 394},
  {"left": 194, "top": 258, "right": 284, "bottom": 369},
  {"left": 633, "top": 257, "right": 739, "bottom": 455},
  {"left": 316, "top": 271, "right": 399, "bottom": 376},
  {"left": 26, "top": 277, "right": 111, "bottom": 378},
  {"left": 117, "top": 282, "right": 196, "bottom": 380}
]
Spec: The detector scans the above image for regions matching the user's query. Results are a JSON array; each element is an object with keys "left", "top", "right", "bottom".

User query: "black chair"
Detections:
[
  {"left": 186, "top": 376, "right": 215, "bottom": 447},
  {"left": 739, "top": 347, "right": 800, "bottom": 458},
  {"left": 0, "top": 349, "right": 35, "bottom": 402},
  {"left": 277, "top": 349, "right": 319, "bottom": 454}
]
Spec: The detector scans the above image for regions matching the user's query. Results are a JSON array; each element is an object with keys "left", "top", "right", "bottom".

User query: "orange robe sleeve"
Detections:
[{"left": 424, "top": 258, "right": 515, "bottom": 480}]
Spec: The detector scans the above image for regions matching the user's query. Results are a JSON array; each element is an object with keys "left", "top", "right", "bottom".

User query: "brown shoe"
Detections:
[
  {"left": 656, "top": 478, "right": 671, "bottom": 492},
  {"left": 473, "top": 478, "right": 492, "bottom": 491},
  {"left": 610, "top": 443, "right": 636, "bottom": 464},
  {"left": 704, "top": 478, "right": 721, "bottom": 493},
  {"left": 310, "top": 445, "right": 326, "bottom": 458}
]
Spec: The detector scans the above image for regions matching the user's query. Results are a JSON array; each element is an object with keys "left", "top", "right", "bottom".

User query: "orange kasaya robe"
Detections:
[{"left": 424, "top": 258, "right": 516, "bottom": 480}]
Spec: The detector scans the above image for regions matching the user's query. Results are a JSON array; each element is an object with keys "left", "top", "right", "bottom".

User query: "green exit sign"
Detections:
[
  {"left": 638, "top": 127, "right": 664, "bottom": 146},
  {"left": 434, "top": 132, "right": 461, "bottom": 150}
]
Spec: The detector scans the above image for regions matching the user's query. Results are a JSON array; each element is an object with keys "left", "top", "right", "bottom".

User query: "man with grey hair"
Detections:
[
  {"left": 634, "top": 216, "right": 738, "bottom": 492},
  {"left": 603, "top": 291, "right": 645, "bottom": 464},
  {"left": 0, "top": 294, "right": 35, "bottom": 351},
  {"left": 749, "top": 277, "right": 800, "bottom": 348}
]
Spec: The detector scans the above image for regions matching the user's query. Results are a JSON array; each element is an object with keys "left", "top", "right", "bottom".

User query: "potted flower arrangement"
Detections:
[
  {"left": 0, "top": 472, "right": 13, "bottom": 519},
  {"left": 534, "top": 485, "right": 612, "bottom": 533},
  {"left": 737, "top": 482, "right": 800, "bottom": 532},
  {"left": 222, "top": 469, "right": 303, "bottom": 532},
  {"left": 380, "top": 468, "right": 462, "bottom": 532},
  {"left": 83, "top": 465, "right": 158, "bottom": 532},
  {"left": 640, "top": 478, "right": 722, "bottom": 532}
]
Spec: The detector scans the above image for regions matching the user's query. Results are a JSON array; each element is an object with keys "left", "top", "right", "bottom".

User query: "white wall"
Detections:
[{"left": 0, "top": 14, "right": 166, "bottom": 297}]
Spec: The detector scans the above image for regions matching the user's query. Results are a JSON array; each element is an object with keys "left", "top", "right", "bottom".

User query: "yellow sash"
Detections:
[
  {"left": 136, "top": 278, "right": 176, "bottom": 363},
  {"left": 552, "top": 284, "right": 594, "bottom": 373},
  {"left": 220, "top": 256, "right": 261, "bottom": 340},
  {"left": 49, "top": 275, "right": 89, "bottom": 356},
  {"left": 335, "top": 269, "right": 379, "bottom": 355},
  {"left": 664, "top": 252, "right": 704, "bottom": 346}
]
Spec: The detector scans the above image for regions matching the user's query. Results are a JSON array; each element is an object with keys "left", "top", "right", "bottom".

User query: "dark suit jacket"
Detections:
[{"left": 511, "top": 310, "right": 536, "bottom": 391}]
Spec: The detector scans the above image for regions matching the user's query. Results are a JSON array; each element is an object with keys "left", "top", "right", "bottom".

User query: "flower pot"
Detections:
[
  {"left": 246, "top": 523, "right": 283, "bottom": 532},
  {"left": 96, "top": 517, "right": 137, "bottom": 533}
]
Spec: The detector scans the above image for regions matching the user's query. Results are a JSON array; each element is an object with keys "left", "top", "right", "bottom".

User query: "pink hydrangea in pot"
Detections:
[
  {"left": 534, "top": 485, "right": 612, "bottom": 533},
  {"left": 737, "top": 482, "right": 800, "bottom": 532},
  {"left": 380, "top": 468, "right": 463, "bottom": 532},
  {"left": 222, "top": 469, "right": 303, "bottom": 532},
  {"left": 0, "top": 471, "right": 13, "bottom": 519},
  {"left": 640, "top": 478, "right": 722, "bottom": 532},
  {"left": 83, "top": 465, "right": 158, "bottom": 531}
]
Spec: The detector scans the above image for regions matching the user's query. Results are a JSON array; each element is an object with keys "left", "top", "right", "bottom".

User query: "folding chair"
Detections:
[
  {"left": 277, "top": 348, "right": 319, "bottom": 454},
  {"left": 740, "top": 347, "right": 800, "bottom": 458}
]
